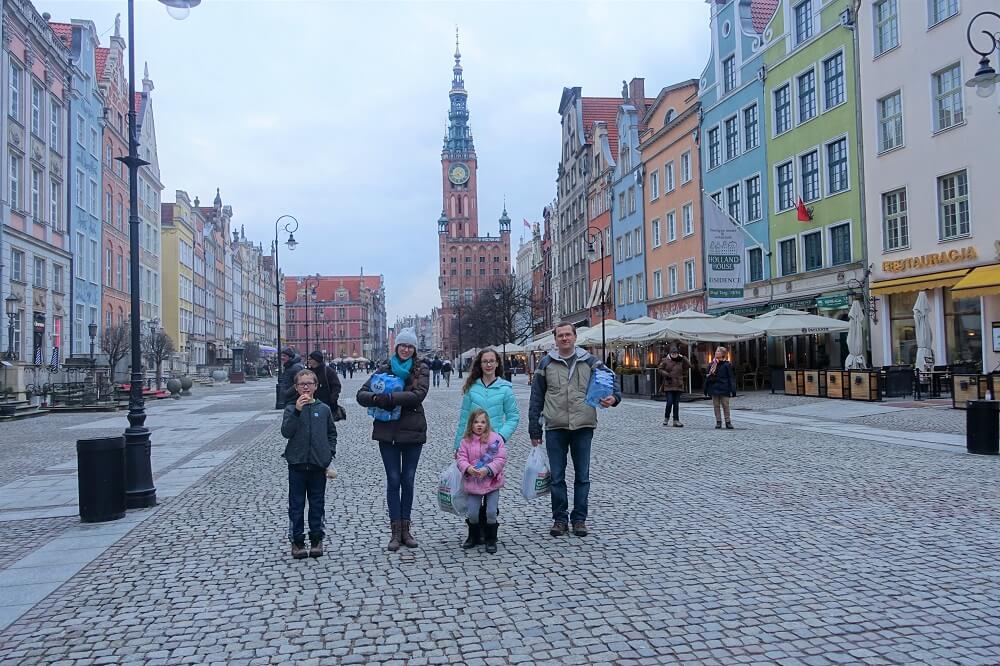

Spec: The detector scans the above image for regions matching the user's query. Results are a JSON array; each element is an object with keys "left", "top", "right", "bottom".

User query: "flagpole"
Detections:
[{"left": 701, "top": 189, "right": 769, "bottom": 256}]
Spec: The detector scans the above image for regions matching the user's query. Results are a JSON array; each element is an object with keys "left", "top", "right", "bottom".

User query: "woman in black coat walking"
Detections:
[
  {"left": 356, "top": 327, "right": 429, "bottom": 552},
  {"left": 704, "top": 346, "right": 737, "bottom": 429}
]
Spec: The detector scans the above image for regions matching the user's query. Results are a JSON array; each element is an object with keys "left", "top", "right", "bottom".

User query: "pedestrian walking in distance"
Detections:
[
  {"left": 657, "top": 345, "right": 690, "bottom": 427},
  {"left": 705, "top": 346, "right": 736, "bottom": 429},
  {"left": 281, "top": 369, "right": 337, "bottom": 560},
  {"left": 441, "top": 359, "right": 453, "bottom": 387},
  {"left": 356, "top": 327, "right": 429, "bottom": 552},
  {"left": 431, "top": 355, "right": 443, "bottom": 387},
  {"left": 456, "top": 409, "right": 508, "bottom": 553},
  {"left": 454, "top": 348, "right": 520, "bottom": 544},
  {"left": 528, "top": 322, "right": 621, "bottom": 538}
]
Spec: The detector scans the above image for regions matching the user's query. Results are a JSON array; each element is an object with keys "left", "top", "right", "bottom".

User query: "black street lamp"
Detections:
[
  {"left": 116, "top": 0, "right": 200, "bottom": 510},
  {"left": 273, "top": 214, "right": 298, "bottom": 404},
  {"left": 5, "top": 295, "right": 19, "bottom": 361},
  {"left": 452, "top": 306, "right": 465, "bottom": 377},
  {"left": 586, "top": 226, "right": 608, "bottom": 364},
  {"left": 88, "top": 321, "right": 97, "bottom": 360},
  {"left": 300, "top": 276, "right": 319, "bottom": 355},
  {"left": 965, "top": 11, "right": 1000, "bottom": 99}
]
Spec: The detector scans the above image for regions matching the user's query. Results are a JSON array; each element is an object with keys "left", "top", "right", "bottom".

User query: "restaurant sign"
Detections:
[
  {"left": 882, "top": 246, "right": 977, "bottom": 273},
  {"left": 704, "top": 193, "right": 745, "bottom": 302},
  {"left": 816, "top": 295, "right": 849, "bottom": 310}
]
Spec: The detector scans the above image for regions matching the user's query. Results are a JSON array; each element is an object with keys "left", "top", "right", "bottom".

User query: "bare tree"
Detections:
[
  {"left": 465, "top": 275, "right": 538, "bottom": 364},
  {"left": 100, "top": 321, "right": 131, "bottom": 382},
  {"left": 143, "top": 330, "right": 175, "bottom": 389}
]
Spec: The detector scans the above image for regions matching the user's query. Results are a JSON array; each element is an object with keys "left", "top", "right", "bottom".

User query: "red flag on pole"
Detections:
[{"left": 796, "top": 197, "right": 813, "bottom": 222}]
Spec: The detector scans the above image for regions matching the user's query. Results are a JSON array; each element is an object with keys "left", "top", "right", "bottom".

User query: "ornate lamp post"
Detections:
[
  {"left": 586, "top": 226, "right": 608, "bottom": 364},
  {"left": 300, "top": 276, "right": 319, "bottom": 355},
  {"left": 965, "top": 12, "right": 1000, "bottom": 99},
  {"left": 273, "top": 215, "right": 298, "bottom": 405},
  {"left": 5, "top": 295, "right": 19, "bottom": 361},
  {"left": 88, "top": 321, "right": 97, "bottom": 360},
  {"left": 117, "top": 0, "right": 200, "bottom": 510}
]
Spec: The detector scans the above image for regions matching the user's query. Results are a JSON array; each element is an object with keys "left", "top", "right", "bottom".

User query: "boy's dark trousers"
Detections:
[{"left": 288, "top": 464, "right": 327, "bottom": 544}]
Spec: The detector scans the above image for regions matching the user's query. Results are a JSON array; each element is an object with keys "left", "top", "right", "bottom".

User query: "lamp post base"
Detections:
[{"left": 123, "top": 425, "right": 156, "bottom": 509}]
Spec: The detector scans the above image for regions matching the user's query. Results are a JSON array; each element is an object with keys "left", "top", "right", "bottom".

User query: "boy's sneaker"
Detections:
[
  {"left": 290, "top": 542, "right": 308, "bottom": 560},
  {"left": 572, "top": 522, "right": 589, "bottom": 537},
  {"left": 309, "top": 539, "right": 324, "bottom": 558},
  {"left": 549, "top": 521, "right": 568, "bottom": 537}
]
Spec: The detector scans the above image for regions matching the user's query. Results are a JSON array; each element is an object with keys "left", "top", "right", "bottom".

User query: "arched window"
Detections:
[{"left": 665, "top": 108, "right": 676, "bottom": 124}]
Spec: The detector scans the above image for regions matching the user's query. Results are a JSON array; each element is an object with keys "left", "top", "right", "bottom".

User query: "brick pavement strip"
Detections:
[{"left": 0, "top": 377, "right": 998, "bottom": 664}]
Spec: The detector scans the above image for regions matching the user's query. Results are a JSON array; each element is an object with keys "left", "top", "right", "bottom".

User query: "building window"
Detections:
[
  {"left": 636, "top": 273, "right": 645, "bottom": 301},
  {"left": 653, "top": 270, "right": 662, "bottom": 298},
  {"left": 743, "top": 104, "right": 759, "bottom": 151},
  {"left": 803, "top": 231, "right": 823, "bottom": 271},
  {"left": 649, "top": 170, "right": 659, "bottom": 200},
  {"left": 723, "top": 56, "right": 736, "bottom": 93},
  {"left": 877, "top": 91, "right": 903, "bottom": 153},
  {"left": 665, "top": 161, "right": 675, "bottom": 191},
  {"left": 779, "top": 238, "right": 797, "bottom": 276},
  {"left": 794, "top": 0, "right": 814, "bottom": 44},
  {"left": 680, "top": 152, "right": 691, "bottom": 183},
  {"left": 8, "top": 61, "right": 21, "bottom": 120},
  {"left": 797, "top": 70, "right": 817, "bottom": 122},
  {"left": 874, "top": 0, "right": 899, "bottom": 56},
  {"left": 800, "top": 150, "right": 820, "bottom": 202},
  {"left": 938, "top": 170, "right": 969, "bottom": 239},
  {"left": 826, "top": 138, "right": 849, "bottom": 194},
  {"left": 776, "top": 161, "right": 795, "bottom": 211},
  {"left": 889, "top": 292, "right": 917, "bottom": 365},
  {"left": 651, "top": 219, "right": 661, "bottom": 248},
  {"left": 667, "top": 211, "right": 676, "bottom": 243},
  {"left": 707, "top": 127, "right": 721, "bottom": 168},
  {"left": 11, "top": 249, "right": 25, "bottom": 282},
  {"left": 684, "top": 260, "right": 696, "bottom": 291},
  {"left": 615, "top": 237, "right": 623, "bottom": 262},
  {"left": 774, "top": 85, "right": 791, "bottom": 135},
  {"left": 634, "top": 228, "right": 643, "bottom": 256},
  {"left": 830, "top": 223, "right": 852, "bottom": 265},
  {"left": 748, "top": 247, "right": 764, "bottom": 282},
  {"left": 624, "top": 232, "right": 632, "bottom": 258},
  {"left": 50, "top": 179, "right": 60, "bottom": 230},
  {"left": 726, "top": 184, "right": 741, "bottom": 223},
  {"left": 626, "top": 277, "right": 634, "bottom": 303},
  {"left": 53, "top": 264, "right": 64, "bottom": 293},
  {"left": 9, "top": 155, "right": 20, "bottom": 211},
  {"left": 932, "top": 63, "right": 964, "bottom": 132},
  {"left": 724, "top": 116, "right": 739, "bottom": 161},
  {"left": 106, "top": 248, "right": 113, "bottom": 286},
  {"left": 745, "top": 175, "right": 761, "bottom": 222},
  {"left": 12, "top": 310, "right": 22, "bottom": 360},
  {"left": 929, "top": 0, "right": 959, "bottom": 26},
  {"left": 944, "top": 288, "right": 983, "bottom": 373},
  {"left": 618, "top": 192, "right": 625, "bottom": 219},
  {"left": 616, "top": 280, "right": 624, "bottom": 306},
  {"left": 90, "top": 239, "right": 98, "bottom": 283},
  {"left": 30, "top": 169, "right": 41, "bottom": 218},
  {"left": 882, "top": 188, "right": 909, "bottom": 250},
  {"left": 49, "top": 99, "right": 61, "bottom": 151},
  {"left": 31, "top": 83, "right": 42, "bottom": 136},
  {"left": 33, "top": 257, "right": 45, "bottom": 288},
  {"left": 668, "top": 266, "right": 678, "bottom": 295},
  {"left": 628, "top": 187, "right": 636, "bottom": 214},
  {"left": 823, "top": 52, "right": 845, "bottom": 109},
  {"left": 682, "top": 204, "right": 693, "bottom": 236}
]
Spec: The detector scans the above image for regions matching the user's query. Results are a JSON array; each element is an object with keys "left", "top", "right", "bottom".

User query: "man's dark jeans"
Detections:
[
  {"left": 663, "top": 390, "right": 682, "bottom": 421},
  {"left": 288, "top": 464, "right": 327, "bottom": 544},
  {"left": 545, "top": 428, "right": 594, "bottom": 525},
  {"left": 378, "top": 442, "right": 423, "bottom": 521}
]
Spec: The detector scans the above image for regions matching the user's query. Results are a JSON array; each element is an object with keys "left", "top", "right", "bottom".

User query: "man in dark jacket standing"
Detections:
[
  {"left": 281, "top": 368, "right": 337, "bottom": 560},
  {"left": 431, "top": 356, "right": 443, "bottom": 387},
  {"left": 307, "top": 351, "right": 342, "bottom": 418},
  {"left": 657, "top": 345, "right": 690, "bottom": 427},
  {"left": 277, "top": 347, "right": 304, "bottom": 408}
]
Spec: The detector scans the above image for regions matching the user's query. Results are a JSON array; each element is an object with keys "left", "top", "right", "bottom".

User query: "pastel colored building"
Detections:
[
  {"left": 135, "top": 66, "right": 163, "bottom": 328},
  {"left": 641, "top": 79, "right": 705, "bottom": 319},
  {"left": 584, "top": 119, "right": 615, "bottom": 326},
  {"left": 761, "top": 0, "right": 865, "bottom": 367},
  {"left": 699, "top": 0, "right": 778, "bottom": 315},
  {"left": 160, "top": 191, "right": 195, "bottom": 371},
  {"left": 860, "top": 0, "right": 1000, "bottom": 373}
]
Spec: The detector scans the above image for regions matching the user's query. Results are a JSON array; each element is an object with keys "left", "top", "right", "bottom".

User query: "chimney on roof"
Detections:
[{"left": 628, "top": 78, "right": 645, "bottom": 105}]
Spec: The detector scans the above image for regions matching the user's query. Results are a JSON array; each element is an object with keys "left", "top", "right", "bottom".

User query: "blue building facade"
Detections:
[
  {"left": 611, "top": 95, "right": 648, "bottom": 321},
  {"left": 67, "top": 20, "right": 104, "bottom": 355},
  {"left": 698, "top": 0, "right": 776, "bottom": 313}
]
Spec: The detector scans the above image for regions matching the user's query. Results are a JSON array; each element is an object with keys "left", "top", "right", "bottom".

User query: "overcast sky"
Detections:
[{"left": 47, "top": 0, "right": 710, "bottom": 324}]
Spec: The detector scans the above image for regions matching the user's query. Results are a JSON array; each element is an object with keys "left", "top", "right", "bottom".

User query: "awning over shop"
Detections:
[
  {"left": 949, "top": 264, "right": 1000, "bottom": 298},
  {"left": 870, "top": 268, "right": 969, "bottom": 296}
]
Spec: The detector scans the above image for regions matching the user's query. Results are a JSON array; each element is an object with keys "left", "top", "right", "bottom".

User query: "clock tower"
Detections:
[{"left": 439, "top": 29, "right": 478, "bottom": 238}]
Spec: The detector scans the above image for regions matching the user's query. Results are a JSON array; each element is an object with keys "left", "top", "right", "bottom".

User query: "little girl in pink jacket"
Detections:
[{"left": 456, "top": 408, "right": 507, "bottom": 553}]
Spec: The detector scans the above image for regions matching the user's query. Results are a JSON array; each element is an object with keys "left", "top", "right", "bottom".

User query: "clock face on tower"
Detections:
[{"left": 448, "top": 163, "right": 470, "bottom": 185}]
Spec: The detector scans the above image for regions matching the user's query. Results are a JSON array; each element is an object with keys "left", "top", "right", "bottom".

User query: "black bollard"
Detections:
[{"left": 77, "top": 436, "right": 126, "bottom": 522}]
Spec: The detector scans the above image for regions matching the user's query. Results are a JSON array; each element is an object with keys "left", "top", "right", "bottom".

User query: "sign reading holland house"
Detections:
[{"left": 704, "top": 193, "right": 745, "bottom": 302}]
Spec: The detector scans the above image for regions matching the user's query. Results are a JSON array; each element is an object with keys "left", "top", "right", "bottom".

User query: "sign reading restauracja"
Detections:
[{"left": 882, "top": 246, "right": 977, "bottom": 273}]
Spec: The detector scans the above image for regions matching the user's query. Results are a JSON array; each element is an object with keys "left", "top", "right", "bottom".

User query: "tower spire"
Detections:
[
  {"left": 455, "top": 25, "right": 461, "bottom": 62},
  {"left": 443, "top": 28, "right": 474, "bottom": 158}
]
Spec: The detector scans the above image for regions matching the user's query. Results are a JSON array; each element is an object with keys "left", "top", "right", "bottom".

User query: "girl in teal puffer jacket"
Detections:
[{"left": 454, "top": 348, "right": 520, "bottom": 450}]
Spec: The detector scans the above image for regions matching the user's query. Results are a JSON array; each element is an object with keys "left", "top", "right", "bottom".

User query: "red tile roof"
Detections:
[
  {"left": 283, "top": 275, "right": 383, "bottom": 303},
  {"left": 49, "top": 22, "right": 73, "bottom": 48},
  {"left": 582, "top": 97, "right": 621, "bottom": 157},
  {"left": 751, "top": 0, "right": 780, "bottom": 34},
  {"left": 95, "top": 47, "right": 110, "bottom": 78}
]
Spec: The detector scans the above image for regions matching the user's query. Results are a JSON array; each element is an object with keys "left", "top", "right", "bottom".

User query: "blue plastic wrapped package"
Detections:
[
  {"left": 367, "top": 372, "right": 404, "bottom": 422},
  {"left": 585, "top": 367, "right": 617, "bottom": 408}
]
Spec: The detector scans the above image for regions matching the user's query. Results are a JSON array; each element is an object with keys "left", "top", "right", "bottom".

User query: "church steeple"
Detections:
[{"left": 443, "top": 26, "right": 475, "bottom": 158}]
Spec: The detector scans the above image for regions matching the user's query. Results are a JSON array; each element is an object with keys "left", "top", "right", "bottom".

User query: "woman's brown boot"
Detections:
[
  {"left": 387, "top": 521, "right": 401, "bottom": 552},
  {"left": 400, "top": 520, "right": 418, "bottom": 548}
]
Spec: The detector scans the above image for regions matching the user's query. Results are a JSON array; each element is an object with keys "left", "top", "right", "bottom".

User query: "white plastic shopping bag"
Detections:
[
  {"left": 437, "top": 462, "right": 468, "bottom": 516},
  {"left": 521, "top": 446, "right": 551, "bottom": 500}
]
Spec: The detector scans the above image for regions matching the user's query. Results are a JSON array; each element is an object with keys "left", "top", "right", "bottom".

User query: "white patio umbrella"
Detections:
[
  {"left": 719, "top": 313, "right": 751, "bottom": 324},
  {"left": 844, "top": 300, "right": 867, "bottom": 370},
  {"left": 913, "top": 291, "right": 934, "bottom": 371},
  {"left": 626, "top": 310, "right": 763, "bottom": 344},
  {"left": 747, "top": 308, "right": 850, "bottom": 336}
]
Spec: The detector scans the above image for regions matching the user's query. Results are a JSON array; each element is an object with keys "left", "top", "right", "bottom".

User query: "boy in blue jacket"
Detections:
[{"left": 281, "top": 369, "right": 337, "bottom": 559}]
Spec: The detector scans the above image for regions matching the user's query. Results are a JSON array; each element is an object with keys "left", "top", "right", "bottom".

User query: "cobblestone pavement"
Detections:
[{"left": 0, "top": 375, "right": 997, "bottom": 665}]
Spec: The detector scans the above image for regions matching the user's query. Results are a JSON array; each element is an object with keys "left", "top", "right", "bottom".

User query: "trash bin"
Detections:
[
  {"left": 966, "top": 400, "right": 999, "bottom": 455},
  {"left": 76, "top": 436, "right": 126, "bottom": 522}
]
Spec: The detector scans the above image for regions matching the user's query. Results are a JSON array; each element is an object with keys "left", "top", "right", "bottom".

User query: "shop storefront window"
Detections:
[
  {"left": 944, "top": 289, "right": 982, "bottom": 372},
  {"left": 889, "top": 292, "right": 917, "bottom": 365}
]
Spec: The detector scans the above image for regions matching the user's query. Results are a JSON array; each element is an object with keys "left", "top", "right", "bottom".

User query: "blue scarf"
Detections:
[{"left": 390, "top": 355, "right": 414, "bottom": 384}]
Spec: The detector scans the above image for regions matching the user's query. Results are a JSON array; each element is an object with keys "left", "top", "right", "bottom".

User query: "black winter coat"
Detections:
[
  {"left": 281, "top": 400, "right": 337, "bottom": 468},
  {"left": 314, "top": 364, "right": 342, "bottom": 412},
  {"left": 356, "top": 360, "right": 429, "bottom": 445},
  {"left": 705, "top": 360, "right": 737, "bottom": 397},
  {"left": 278, "top": 355, "right": 305, "bottom": 405}
]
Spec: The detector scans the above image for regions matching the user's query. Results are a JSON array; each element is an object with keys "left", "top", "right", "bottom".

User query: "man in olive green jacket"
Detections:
[{"left": 528, "top": 322, "right": 620, "bottom": 538}]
